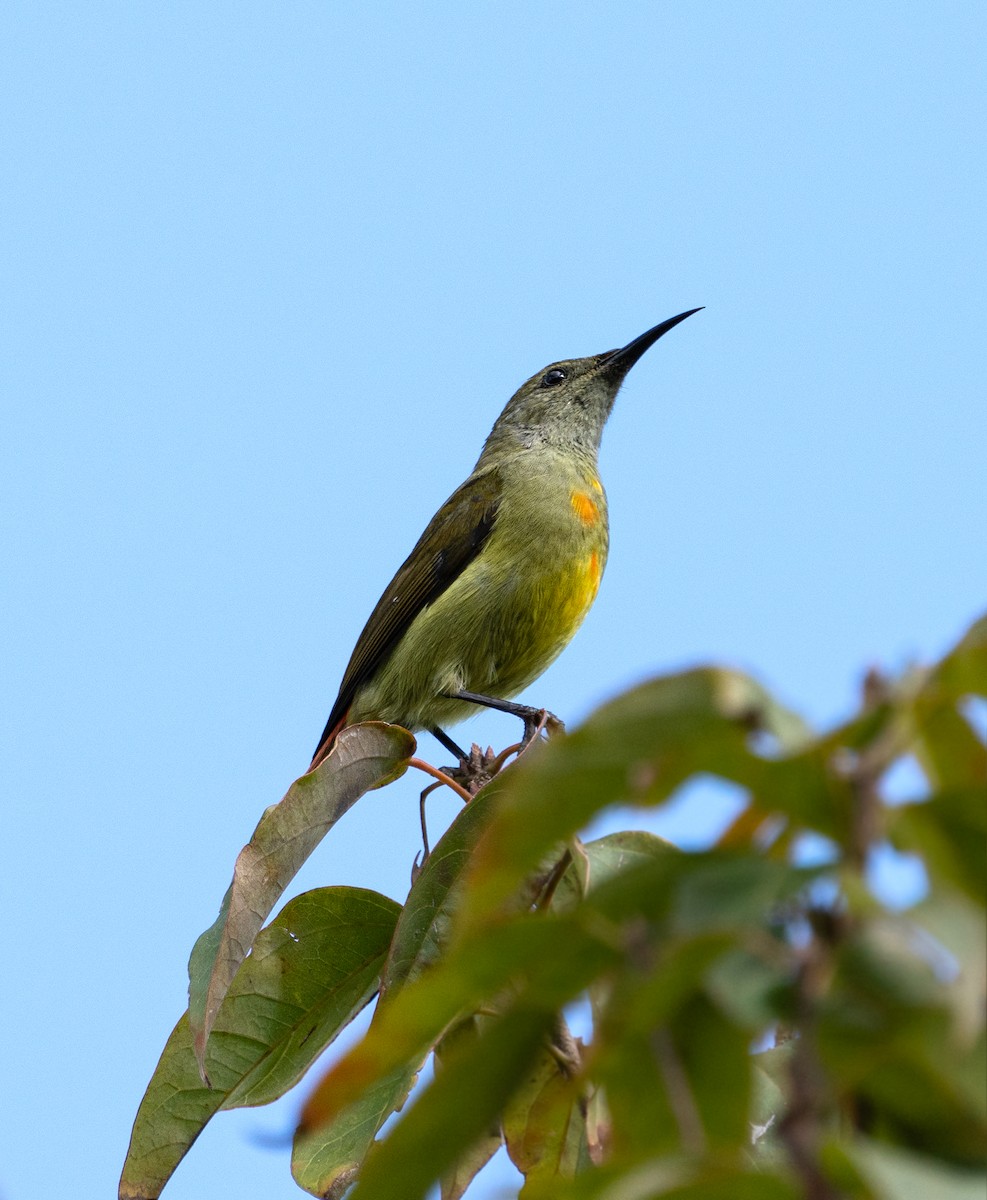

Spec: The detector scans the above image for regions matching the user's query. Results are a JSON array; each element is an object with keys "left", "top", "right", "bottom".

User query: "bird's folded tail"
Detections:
[{"left": 309, "top": 710, "right": 349, "bottom": 773}]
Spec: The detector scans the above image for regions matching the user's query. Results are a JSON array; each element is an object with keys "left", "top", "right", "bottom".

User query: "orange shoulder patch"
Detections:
[{"left": 570, "top": 490, "right": 599, "bottom": 525}]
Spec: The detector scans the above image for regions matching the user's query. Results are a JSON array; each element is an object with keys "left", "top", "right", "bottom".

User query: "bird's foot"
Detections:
[
  {"left": 521, "top": 707, "right": 565, "bottom": 747},
  {"left": 442, "top": 743, "right": 500, "bottom": 796},
  {"left": 415, "top": 745, "right": 496, "bottom": 875},
  {"left": 414, "top": 710, "right": 565, "bottom": 877}
]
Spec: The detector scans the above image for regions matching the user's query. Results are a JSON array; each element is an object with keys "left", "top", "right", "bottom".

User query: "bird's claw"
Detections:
[
  {"left": 522, "top": 707, "right": 565, "bottom": 746},
  {"left": 442, "top": 743, "right": 499, "bottom": 795}
]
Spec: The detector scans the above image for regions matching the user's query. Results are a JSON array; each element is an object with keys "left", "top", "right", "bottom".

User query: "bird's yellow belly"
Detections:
[
  {"left": 350, "top": 471, "right": 608, "bottom": 730},
  {"left": 551, "top": 547, "right": 604, "bottom": 632},
  {"left": 459, "top": 492, "right": 608, "bottom": 700}
]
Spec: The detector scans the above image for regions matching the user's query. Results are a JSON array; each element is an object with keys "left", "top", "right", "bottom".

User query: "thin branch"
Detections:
[
  {"left": 651, "top": 1027, "right": 706, "bottom": 1155},
  {"left": 408, "top": 756, "right": 472, "bottom": 803}
]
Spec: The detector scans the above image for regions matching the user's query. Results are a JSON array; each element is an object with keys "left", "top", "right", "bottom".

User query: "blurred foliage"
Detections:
[{"left": 121, "top": 615, "right": 986, "bottom": 1199}]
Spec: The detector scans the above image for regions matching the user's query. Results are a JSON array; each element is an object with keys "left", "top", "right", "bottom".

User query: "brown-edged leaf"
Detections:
[
  {"left": 120, "top": 887, "right": 400, "bottom": 1200},
  {"left": 188, "top": 722, "right": 413, "bottom": 1078}
]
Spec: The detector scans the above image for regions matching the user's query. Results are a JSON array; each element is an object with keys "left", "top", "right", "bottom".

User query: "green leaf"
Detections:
[
  {"left": 382, "top": 785, "right": 500, "bottom": 993},
  {"left": 929, "top": 613, "right": 987, "bottom": 700},
  {"left": 297, "top": 914, "right": 618, "bottom": 1136},
  {"left": 890, "top": 788, "right": 987, "bottom": 902},
  {"left": 139, "top": 617, "right": 987, "bottom": 1196},
  {"left": 906, "top": 613, "right": 987, "bottom": 792},
  {"left": 551, "top": 830, "right": 678, "bottom": 914},
  {"left": 597, "top": 1018, "right": 683, "bottom": 1160},
  {"left": 671, "top": 854, "right": 811, "bottom": 936},
  {"left": 911, "top": 705, "right": 987, "bottom": 790},
  {"left": 289, "top": 794, "right": 513, "bottom": 1195},
  {"left": 297, "top": 827, "right": 676, "bottom": 1195},
  {"left": 599, "top": 986, "right": 753, "bottom": 1157},
  {"left": 291, "top": 1062, "right": 420, "bottom": 1199},
  {"left": 460, "top": 669, "right": 848, "bottom": 931},
  {"left": 675, "top": 995, "right": 754, "bottom": 1149},
  {"left": 440, "top": 1129, "right": 504, "bottom": 1200},
  {"left": 911, "top": 889, "right": 987, "bottom": 1045},
  {"left": 850, "top": 1137, "right": 987, "bottom": 1200},
  {"left": 502, "top": 1023, "right": 593, "bottom": 1187},
  {"left": 706, "top": 947, "right": 792, "bottom": 1032},
  {"left": 436, "top": 1017, "right": 507, "bottom": 1200},
  {"left": 589, "top": 923, "right": 736, "bottom": 1159},
  {"left": 818, "top": 919, "right": 987, "bottom": 1165},
  {"left": 578, "top": 852, "right": 807, "bottom": 1161},
  {"left": 119, "top": 887, "right": 400, "bottom": 1200},
  {"left": 187, "top": 722, "right": 413, "bottom": 1076},
  {"left": 349, "top": 1006, "right": 557, "bottom": 1200},
  {"left": 749, "top": 1044, "right": 789, "bottom": 1166},
  {"left": 521, "top": 1152, "right": 801, "bottom": 1200}
]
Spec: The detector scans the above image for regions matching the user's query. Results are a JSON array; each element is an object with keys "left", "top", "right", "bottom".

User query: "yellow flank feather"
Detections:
[{"left": 557, "top": 549, "right": 603, "bottom": 627}]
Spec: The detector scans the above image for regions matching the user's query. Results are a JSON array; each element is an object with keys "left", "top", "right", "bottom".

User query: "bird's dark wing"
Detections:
[{"left": 311, "top": 466, "right": 502, "bottom": 764}]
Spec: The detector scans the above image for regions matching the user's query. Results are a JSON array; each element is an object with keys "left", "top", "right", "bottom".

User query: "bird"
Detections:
[{"left": 310, "top": 308, "right": 702, "bottom": 772}]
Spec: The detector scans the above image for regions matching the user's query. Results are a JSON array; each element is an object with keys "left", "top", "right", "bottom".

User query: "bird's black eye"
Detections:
[{"left": 540, "top": 368, "right": 567, "bottom": 388}]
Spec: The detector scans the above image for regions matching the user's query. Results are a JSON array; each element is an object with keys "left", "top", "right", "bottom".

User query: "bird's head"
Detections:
[{"left": 481, "top": 308, "right": 702, "bottom": 461}]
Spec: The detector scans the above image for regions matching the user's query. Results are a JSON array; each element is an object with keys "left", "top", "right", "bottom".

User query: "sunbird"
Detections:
[{"left": 311, "top": 308, "right": 702, "bottom": 771}]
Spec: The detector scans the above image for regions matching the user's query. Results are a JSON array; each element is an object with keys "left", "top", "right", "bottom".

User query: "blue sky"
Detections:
[{"left": 2, "top": 4, "right": 984, "bottom": 1198}]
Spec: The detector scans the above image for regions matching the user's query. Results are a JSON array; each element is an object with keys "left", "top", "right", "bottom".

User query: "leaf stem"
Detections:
[{"left": 408, "top": 757, "right": 472, "bottom": 803}]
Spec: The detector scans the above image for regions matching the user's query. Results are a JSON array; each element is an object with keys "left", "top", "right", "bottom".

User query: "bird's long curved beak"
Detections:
[{"left": 600, "top": 307, "right": 704, "bottom": 379}]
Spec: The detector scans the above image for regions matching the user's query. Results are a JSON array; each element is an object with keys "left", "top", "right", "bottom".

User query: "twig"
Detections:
[
  {"left": 651, "top": 1027, "right": 706, "bottom": 1155},
  {"left": 777, "top": 939, "right": 842, "bottom": 1200},
  {"left": 408, "top": 756, "right": 472, "bottom": 803}
]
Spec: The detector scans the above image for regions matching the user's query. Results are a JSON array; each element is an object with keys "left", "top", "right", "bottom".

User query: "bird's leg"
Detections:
[
  {"left": 449, "top": 690, "right": 566, "bottom": 746},
  {"left": 430, "top": 726, "right": 469, "bottom": 761},
  {"left": 425, "top": 698, "right": 567, "bottom": 800}
]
